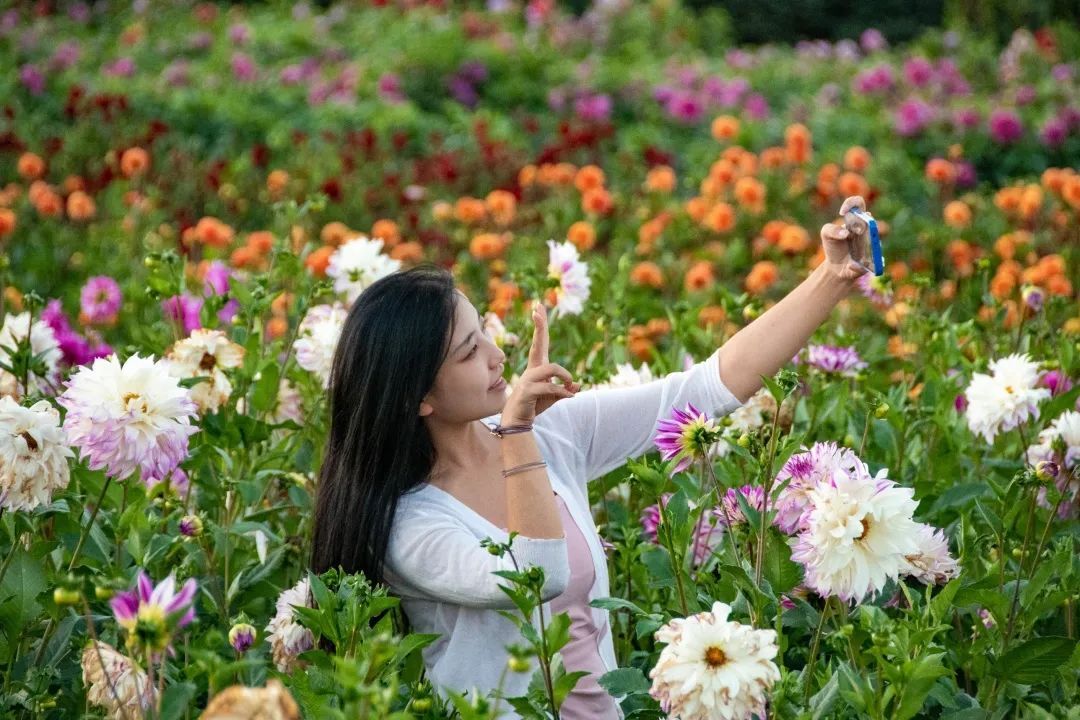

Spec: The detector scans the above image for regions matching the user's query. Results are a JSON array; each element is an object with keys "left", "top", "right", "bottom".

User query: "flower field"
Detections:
[{"left": 2, "top": 1, "right": 1080, "bottom": 718}]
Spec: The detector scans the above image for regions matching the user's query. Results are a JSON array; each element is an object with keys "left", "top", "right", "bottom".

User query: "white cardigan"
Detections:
[{"left": 383, "top": 348, "right": 744, "bottom": 716}]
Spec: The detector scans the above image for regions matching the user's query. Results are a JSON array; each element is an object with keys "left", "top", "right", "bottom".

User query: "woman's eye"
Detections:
[{"left": 465, "top": 344, "right": 478, "bottom": 360}]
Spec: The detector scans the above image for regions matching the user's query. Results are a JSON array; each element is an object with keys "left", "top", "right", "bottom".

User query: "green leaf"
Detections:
[
  {"left": 992, "top": 637, "right": 1077, "bottom": 685},
  {"left": 251, "top": 362, "right": 282, "bottom": 414},
  {"left": 597, "top": 667, "right": 651, "bottom": 697},
  {"left": 810, "top": 671, "right": 839, "bottom": 720},
  {"left": 589, "top": 597, "right": 647, "bottom": 615},
  {"left": 0, "top": 548, "right": 46, "bottom": 629},
  {"left": 553, "top": 670, "right": 589, "bottom": 706},
  {"left": 895, "top": 653, "right": 950, "bottom": 720},
  {"left": 159, "top": 682, "right": 197, "bottom": 720},
  {"left": 762, "top": 534, "right": 802, "bottom": 595},
  {"left": 930, "top": 579, "right": 961, "bottom": 625},
  {"left": 545, "top": 611, "right": 572, "bottom": 654}
]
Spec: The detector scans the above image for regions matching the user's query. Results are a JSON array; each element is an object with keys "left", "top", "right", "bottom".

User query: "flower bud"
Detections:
[
  {"left": 94, "top": 584, "right": 116, "bottom": 601},
  {"left": 179, "top": 514, "right": 203, "bottom": 538},
  {"left": 874, "top": 403, "right": 890, "bottom": 418},
  {"left": 1021, "top": 285, "right": 1045, "bottom": 313},
  {"left": 411, "top": 697, "right": 433, "bottom": 711},
  {"left": 228, "top": 623, "right": 256, "bottom": 653},
  {"left": 53, "top": 587, "right": 81, "bottom": 606},
  {"left": 1035, "top": 460, "right": 1059, "bottom": 482},
  {"left": 508, "top": 656, "right": 531, "bottom": 673}
]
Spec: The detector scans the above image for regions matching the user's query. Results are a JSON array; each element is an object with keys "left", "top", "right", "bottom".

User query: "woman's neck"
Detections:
[{"left": 425, "top": 417, "right": 498, "bottom": 483}]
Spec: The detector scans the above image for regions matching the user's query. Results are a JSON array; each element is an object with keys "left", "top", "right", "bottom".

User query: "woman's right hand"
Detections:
[{"left": 500, "top": 303, "right": 580, "bottom": 426}]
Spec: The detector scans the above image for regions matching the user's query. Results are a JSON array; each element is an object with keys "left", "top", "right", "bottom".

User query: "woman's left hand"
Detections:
[{"left": 819, "top": 195, "right": 873, "bottom": 283}]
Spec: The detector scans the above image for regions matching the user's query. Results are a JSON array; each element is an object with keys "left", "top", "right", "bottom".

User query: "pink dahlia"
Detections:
[
  {"left": 111, "top": 569, "right": 197, "bottom": 656},
  {"left": 79, "top": 276, "right": 122, "bottom": 325},
  {"left": 654, "top": 403, "right": 720, "bottom": 474}
]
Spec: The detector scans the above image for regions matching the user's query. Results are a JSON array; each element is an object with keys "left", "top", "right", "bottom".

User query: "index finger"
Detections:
[{"left": 527, "top": 302, "right": 549, "bottom": 369}]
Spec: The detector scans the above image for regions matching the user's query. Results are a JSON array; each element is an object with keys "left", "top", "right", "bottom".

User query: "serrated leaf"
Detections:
[
  {"left": 992, "top": 636, "right": 1077, "bottom": 684},
  {"left": 598, "top": 667, "right": 651, "bottom": 696}
]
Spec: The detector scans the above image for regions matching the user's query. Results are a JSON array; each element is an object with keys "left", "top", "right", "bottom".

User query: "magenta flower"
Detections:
[
  {"left": 231, "top": 52, "right": 257, "bottom": 83},
  {"left": 665, "top": 91, "right": 705, "bottom": 124},
  {"left": 903, "top": 56, "right": 934, "bottom": 87},
  {"left": 1038, "top": 370, "right": 1073, "bottom": 397},
  {"left": 894, "top": 98, "right": 935, "bottom": 136},
  {"left": 377, "top": 72, "right": 405, "bottom": 103},
  {"left": 162, "top": 294, "right": 203, "bottom": 335},
  {"left": 80, "top": 276, "right": 122, "bottom": 325},
  {"left": 654, "top": 403, "right": 720, "bottom": 474},
  {"left": 19, "top": 63, "right": 44, "bottom": 94},
  {"left": 803, "top": 344, "right": 868, "bottom": 376},
  {"left": 988, "top": 109, "right": 1024, "bottom": 144},
  {"left": 640, "top": 492, "right": 724, "bottom": 567},
  {"left": 103, "top": 57, "right": 135, "bottom": 78},
  {"left": 574, "top": 93, "right": 612, "bottom": 122},
  {"left": 715, "top": 485, "right": 767, "bottom": 528},
  {"left": 856, "top": 273, "right": 893, "bottom": 306},
  {"left": 111, "top": 570, "right": 197, "bottom": 655},
  {"left": 1039, "top": 117, "right": 1068, "bottom": 147},
  {"left": 860, "top": 28, "right": 887, "bottom": 52}
]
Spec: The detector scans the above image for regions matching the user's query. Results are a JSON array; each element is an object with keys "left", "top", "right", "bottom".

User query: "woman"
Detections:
[{"left": 311, "top": 196, "right": 872, "bottom": 717}]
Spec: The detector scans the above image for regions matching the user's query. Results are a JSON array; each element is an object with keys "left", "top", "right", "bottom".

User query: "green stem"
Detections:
[
  {"left": 802, "top": 598, "right": 831, "bottom": 704},
  {"left": 754, "top": 409, "right": 783, "bottom": 585}
]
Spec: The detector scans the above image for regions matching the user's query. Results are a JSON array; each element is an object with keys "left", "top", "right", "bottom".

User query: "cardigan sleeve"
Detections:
[
  {"left": 384, "top": 513, "right": 570, "bottom": 610},
  {"left": 535, "top": 347, "right": 744, "bottom": 482}
]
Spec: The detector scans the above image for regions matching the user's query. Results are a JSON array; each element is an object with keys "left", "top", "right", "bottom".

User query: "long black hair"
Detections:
[{"left": 310, "top": 265, "right": 457, "bottom": 582}]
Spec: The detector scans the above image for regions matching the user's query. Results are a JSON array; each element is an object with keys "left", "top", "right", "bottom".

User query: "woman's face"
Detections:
[{"left": 420, "top": 292, "right": 507, "bottom": 423}]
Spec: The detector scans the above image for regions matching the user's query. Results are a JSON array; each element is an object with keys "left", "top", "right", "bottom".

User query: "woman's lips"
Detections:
[{"left": 489, "top": 377, "right": 507, "bottom": 391}]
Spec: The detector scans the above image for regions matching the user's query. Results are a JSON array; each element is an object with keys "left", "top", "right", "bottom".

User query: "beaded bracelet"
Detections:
[
  {"left": 502, "top": 460, "right": 547, "bottom": 478},
  {"left": 487, "top": 423, "right": 534, "bottom": 439}
]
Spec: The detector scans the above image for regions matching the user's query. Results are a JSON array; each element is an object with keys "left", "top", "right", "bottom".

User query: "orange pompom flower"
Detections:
[
  {"left": 568, "top": 221, "right": 596, "bottom": 252},
  {"left": 120, "top": 147, "right": 150, "bottom": 178}
]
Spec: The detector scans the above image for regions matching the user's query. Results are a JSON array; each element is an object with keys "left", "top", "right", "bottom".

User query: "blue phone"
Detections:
[{"left": 848, "top": 209, "right": 884, "bottom": 277}]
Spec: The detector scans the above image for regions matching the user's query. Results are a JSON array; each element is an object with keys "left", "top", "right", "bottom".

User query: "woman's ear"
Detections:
[{"left": 418, "top": 399, "right": 434, "bottom": 418}]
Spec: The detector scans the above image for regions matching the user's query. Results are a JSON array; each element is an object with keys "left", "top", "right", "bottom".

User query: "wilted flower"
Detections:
[
  {"left": 547, "top": 240, "right": 591, "bottom": 316},
  {"left": 654, "top": 403, "right": 720, "bottom": 474},
  {"left": 81, "top": 641, "right": 154, "bottom": 719},
  {"left": 110, "top": 570, "right": 197, "bottom": 656},
  {"left": 59, "top": 354, "right": 198, "bottom": 482},
  {"left": 326, "top": 235, "right": 401, "bottom": 305},
  {"left": 0, "top": 396, "right": 73, "bottom": 511},
  {"left": 903, "top": 524, "right": 959, "bottom": 585},
  {"left": 964, "top": 353, "right": 1050, "bottom": 442},
  {"left": 266, "top": 577, "right": 315, "bottom": 673},
  {"left": 164, "top": 329, "right": 245, "bottom": 414},
  {"left": 293, "top": 303, "right": 347, "bottom": 388},
  {"left": 201, "top": 679, "right": 300, "bottom": 720},
  {"left": 649, "top": 601, "right": 780, "bottom": 720}
]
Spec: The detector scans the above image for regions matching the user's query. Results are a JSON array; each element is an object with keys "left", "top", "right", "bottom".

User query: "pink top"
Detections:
[{"left": 549, "top": 493, "right": 621, "bottom": 719}]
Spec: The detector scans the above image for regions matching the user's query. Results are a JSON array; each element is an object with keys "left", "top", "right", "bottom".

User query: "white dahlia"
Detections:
[
  {"left": 326, "top": 235, "right": 401, "bottom": 305},
  {"left": 0, "top": 311, "right": 62, "bottom": 399},
  {"left": 773, "top": 441, "right": 864, "bottom": 534},
  {"left": 81, "top": 641, "right": 154, "bottom": 719},
  {"left": 164, "top": 329, "right": 245, "bottom": 414},
  {"left": 903, "top": 524, "right": 959, "bottom": 586},
  {"left": 547, "top": 239, "right": 591, "bottom": 316},
  {"left": 58, "top": 354, "right": 198, "bottom": 482},
  {"left": 1027, "top": 410, "right": 1080, "bottom": 471},
  {"left": 265, "top": 577, "right": 315, "bottom": 673},
  {"left": 964, "top": 353, "right": 1050, "bottom": 443},
  {"left": 0, "top": 397, "right": 73, "bottom": 511},
  {"left": 649, "top": 601, "right": 780, "bottom": 720},
  {"left": 790, "top": 466, "right": 922, "bottom": 603},
  {"left": 293, "top": 303, "right": 347, "bottom": 388}
]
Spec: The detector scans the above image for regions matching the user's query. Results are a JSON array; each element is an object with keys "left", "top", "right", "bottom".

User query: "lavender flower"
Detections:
[
  {"left": 803, "top": 344, "right": 868, "bottom": 376},
  {"left": 989, "top": 109, "right": 1024, "bottom": 144},
  {"left": 161, "top": 294, "right": 203, "bottom": 335},
  {"left": 654, "top": 403, "right": 720, "bottom": 474}
]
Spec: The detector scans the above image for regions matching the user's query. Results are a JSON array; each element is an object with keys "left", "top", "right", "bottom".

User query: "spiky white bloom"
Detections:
[
  {"left": 790, "top": 466, "right": 922, "bottom": 603},
  {"left": 0, "top": 311, "right": 62, "bottom": 399},
  {"left": 649, "top": 601, "right": 780, "bottom": 720},
  {"left": 483, "top": 311, "right": 518, "bottom": 348},
  {"left": 964, "top": 353, "right": 1050, "bottom": 443},
  {"left": 81, "top": 641, "right": 154, "bottom": 720},
  {"left": 903, "top": 524, "right": 959, "bottom": 585},
  {"left": 773, "top": 442, "right": 864, "bottom": 534},
  {"left": 547, "top": 240, "right": 591, "bottom": 316},
  {"left": 1026, "top": 410, "right": 1080, "bottom": 471},
  {"left": 164, "top": 329, "right": 245, "bottom": 414},
  {"left": 265, "top": 578, "right": 315, "bottom": 673},
  {"left": 326, "top": 235, "right": 401, "bottom": 305},
  {"left": 293, "top": 303, "right": 347, "bottom": 388},
  {"left": 591, "top": 361, "right": 655, "bottom": 391},
  {"left": 58, "top": 354, "right": 198, "bottom": 482},
  {"left": 0, "top": 397, "right": 73, "bottom": 511}
]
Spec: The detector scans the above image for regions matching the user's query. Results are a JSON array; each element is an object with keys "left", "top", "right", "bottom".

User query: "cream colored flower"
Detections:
[
  {"left": 165, "top": 329, "right": 245, "bottom": 413},
  {"left": 0, "top": 397, "right": 73, "bottom": 511},
  {"left": 649, "top": 601, "right": 779, "bottom": 720},
  {"left": 200, "top": 679, "right": 300, "bottom": 720},
  {"left": 81, "top": 641, "right": 154, "bottom": 720}
]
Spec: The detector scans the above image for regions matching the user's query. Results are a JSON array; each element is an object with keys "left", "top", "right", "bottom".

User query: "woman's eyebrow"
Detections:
[{"left": 452, "top": 330, "right": 476, "bottom": 356}]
